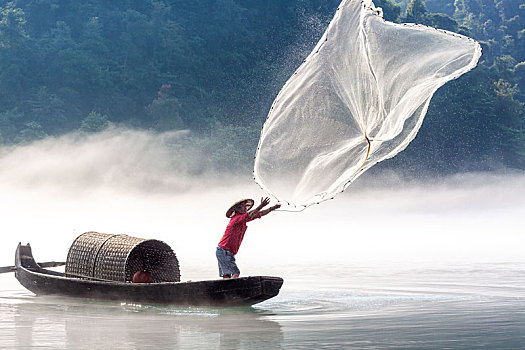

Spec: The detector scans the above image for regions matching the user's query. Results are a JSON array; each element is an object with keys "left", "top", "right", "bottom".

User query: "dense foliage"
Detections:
[{"left": 0, "top": 0, "right": 523, "bottom": 173}]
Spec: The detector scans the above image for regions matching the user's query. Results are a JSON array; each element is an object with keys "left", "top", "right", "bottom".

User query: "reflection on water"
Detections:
[
  {"left": 2, "top": 292, "right": 282, "bottom": 350},
  {"left": 1, "top": 263, "right": 525, "bottom": 349}
]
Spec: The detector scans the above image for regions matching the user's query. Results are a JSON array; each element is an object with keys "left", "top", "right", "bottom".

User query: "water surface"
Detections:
[{"left": 1, "top": 262, "right": 524, "bottom": 349}]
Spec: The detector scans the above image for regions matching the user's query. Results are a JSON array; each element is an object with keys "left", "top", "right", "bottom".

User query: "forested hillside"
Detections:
[{"left": 0, "top": 0, "right": 523, "bottom": 173}]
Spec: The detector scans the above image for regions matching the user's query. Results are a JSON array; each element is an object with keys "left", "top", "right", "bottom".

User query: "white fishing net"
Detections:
[{"left": 254, "top": 0, "right": 481, "bottom": 208}]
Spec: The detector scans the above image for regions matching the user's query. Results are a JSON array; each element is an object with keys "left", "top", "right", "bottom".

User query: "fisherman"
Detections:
[{"left": 216, "top": 197, "right": 280, "bottom": 278}]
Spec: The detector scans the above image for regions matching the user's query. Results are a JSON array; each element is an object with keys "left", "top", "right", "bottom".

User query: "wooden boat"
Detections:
[{"left": 14, "top": 243, "right": 283, "bottom": 306}]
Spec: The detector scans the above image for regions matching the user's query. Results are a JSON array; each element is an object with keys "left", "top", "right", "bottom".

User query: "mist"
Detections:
[{"left": 1, "top": 130, "right": 524, "bottom": 282}]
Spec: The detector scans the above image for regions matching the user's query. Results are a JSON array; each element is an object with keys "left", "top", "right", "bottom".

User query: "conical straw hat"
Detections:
[{"left": 226, "top": 199, "right": 254, "bottom": 218}]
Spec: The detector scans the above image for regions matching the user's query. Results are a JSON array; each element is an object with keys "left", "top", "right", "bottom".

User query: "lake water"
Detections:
[
  {"left": 1, "top": 262, "right": 524, "bottom": 349},
  {"left": 0, "top": 133, "right": 524, "bottom": 349}
]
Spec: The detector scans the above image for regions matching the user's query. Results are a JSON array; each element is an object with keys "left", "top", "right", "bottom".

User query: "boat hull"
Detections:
[{"left": 15, "top": 243, "right": 283, "bottom": 307}]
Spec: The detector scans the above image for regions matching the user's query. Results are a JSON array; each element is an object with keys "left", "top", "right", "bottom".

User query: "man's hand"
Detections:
[
  {"left": 248, "top": 197, "right": 270, "bottom": 219},
  {"left": 260, "top": 197, "right": 270, "bottom": 207}
]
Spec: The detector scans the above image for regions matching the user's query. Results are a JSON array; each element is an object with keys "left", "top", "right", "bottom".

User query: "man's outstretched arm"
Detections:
[
  {"left": 259, "top": 203, "right": 280, "bottom": 217},
  {"left": 248, "top": 197, "right": 270, "bottom": 219}
]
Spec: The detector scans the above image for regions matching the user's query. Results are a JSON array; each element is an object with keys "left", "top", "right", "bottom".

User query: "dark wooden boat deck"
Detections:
[{"left": 14, "top": 243, "right": 283, "bottom": 307}]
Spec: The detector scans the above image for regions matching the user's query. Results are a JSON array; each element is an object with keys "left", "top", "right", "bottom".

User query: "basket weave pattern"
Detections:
[{"left": 66, "top": 232, "right": 180, "bottom": 283}]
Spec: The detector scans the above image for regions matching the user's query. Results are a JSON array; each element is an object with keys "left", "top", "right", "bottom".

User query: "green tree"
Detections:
[
  {"left": 0, "top": 5, "right": 28, "bottom": 49},
  {"left": 28, "top": 86, "right": 67, "bottom": 134},
  {"left": 515, "top": 61, "right": 525, "bottom": 100},
  {"left": 15, "top": 121, "right": 47, "bottom": 143},
  {"left": 375, "top": 0, "right": 401, "bottom": 22},
  {"left": 0, "top": 107, "right": 24, "bottom": 143},
  {"left": 147, "top": 84, "right": 184, "bottom": 130},
  {"left": 426, "top": 12, "right": 459, "bottom": 31},
  {"left": 0, "top": 5, "right": 34, "bottom": 109},
  {"left": 493, "top": 79, "right": 525, "bottom": 167},
  {"left": 80, "top": 111, "right": 110, "bottom": 132},
  {"left": 405, "top": 0, "right": 428, "bottom": 22}
]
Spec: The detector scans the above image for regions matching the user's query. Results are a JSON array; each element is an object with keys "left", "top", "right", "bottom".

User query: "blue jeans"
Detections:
[{"left": 216, "top": 246, "right": 240, "bottom": 277}]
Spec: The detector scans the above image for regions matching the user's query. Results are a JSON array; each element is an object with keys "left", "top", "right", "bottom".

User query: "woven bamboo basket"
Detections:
[{"left": 65, "top": 232, "right": 180, "bottom": 282}]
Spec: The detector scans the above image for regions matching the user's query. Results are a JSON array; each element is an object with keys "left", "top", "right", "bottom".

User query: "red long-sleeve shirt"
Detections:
[{"left": 218, "top": 212, "right": 261, "bottom": 254}]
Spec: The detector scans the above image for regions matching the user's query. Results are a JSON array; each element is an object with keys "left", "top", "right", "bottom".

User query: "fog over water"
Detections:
[
  {"left": 0, "top": 129, "right": 524, "bottom": 349},
  {"left": 0, "top": 128, "right": 523, "bottom": 269}
]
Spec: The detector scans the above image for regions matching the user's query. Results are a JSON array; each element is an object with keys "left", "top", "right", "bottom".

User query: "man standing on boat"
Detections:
[{"left": 216, "top": 197, "right": 280, "bottom": 278}]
